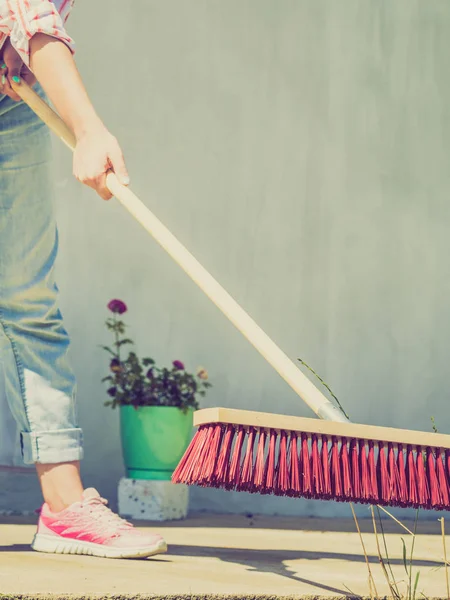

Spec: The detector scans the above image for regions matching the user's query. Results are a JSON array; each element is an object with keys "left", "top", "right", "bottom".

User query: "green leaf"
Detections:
[
  {"left": 142, "top": 358, "right": 155, "bottom": 366},
  {"left": 115, "top": 339, "right": 134, "bottom": 347},
  {"left": 100, "top": 345, "right": 116, "bottom": 356},
  {"left": 413, "top": 571, "right": 420, "bottom": 600},
  {"left": 401, "top": 538, "right": 408, "bottom": 574},
  {"left": 431, "top": 416, "right": 438, "bottom": 433},
  {"left": 101, "top": 376, "right": 113, "bottom": 383}
]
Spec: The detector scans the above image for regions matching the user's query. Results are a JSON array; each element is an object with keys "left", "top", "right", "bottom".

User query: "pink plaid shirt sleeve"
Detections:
[{"left": 0, "top": 0, "right": 75, "bottom": 66}]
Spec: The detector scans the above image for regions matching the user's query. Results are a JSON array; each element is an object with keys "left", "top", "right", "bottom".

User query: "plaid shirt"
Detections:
[{"left": 0, "top": 0, "right": 75, "bottom": 66}]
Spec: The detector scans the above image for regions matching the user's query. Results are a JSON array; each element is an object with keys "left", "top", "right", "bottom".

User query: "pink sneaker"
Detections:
[{"left": 31, "top": 488, "right": 167, "bottom": 559}]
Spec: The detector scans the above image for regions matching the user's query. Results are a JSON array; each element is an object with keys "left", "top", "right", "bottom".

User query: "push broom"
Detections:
[{"left": 12, "top": 78, "right": 450, "bottom": 511}]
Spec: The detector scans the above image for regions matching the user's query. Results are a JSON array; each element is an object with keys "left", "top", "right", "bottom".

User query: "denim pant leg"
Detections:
[{"left": 0, "top": 90, "right": 83, "bottom": 465}]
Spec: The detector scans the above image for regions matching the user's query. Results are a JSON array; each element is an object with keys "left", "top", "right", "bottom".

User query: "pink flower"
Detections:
[
  {"left": 107, "top": 299, "right": 127, "bottom": 314},
  {"left": 197, "top": 367, "right": 208, "bottom": 380},
  {"left": 172, "top": 360, "right": 185, "bottom": 370}
]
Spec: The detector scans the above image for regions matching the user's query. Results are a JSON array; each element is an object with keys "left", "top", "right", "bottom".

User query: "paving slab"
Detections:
[{"left": 0, "top": 513, "right": 448, "bottom": 598}]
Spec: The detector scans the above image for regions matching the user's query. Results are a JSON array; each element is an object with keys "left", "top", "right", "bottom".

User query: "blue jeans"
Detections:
[{"left": 0, "top": 87, "right": 83, "bottom": 465}]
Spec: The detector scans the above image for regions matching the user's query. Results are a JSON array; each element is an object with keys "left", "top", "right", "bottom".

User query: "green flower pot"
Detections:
[{"left": 120, "top": 405, "right": 194, "bottom": 481}]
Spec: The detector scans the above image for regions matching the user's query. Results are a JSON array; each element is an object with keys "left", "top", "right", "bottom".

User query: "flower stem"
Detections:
[{"left": 114, "top": 314, "right": 120, "bottom": 361}]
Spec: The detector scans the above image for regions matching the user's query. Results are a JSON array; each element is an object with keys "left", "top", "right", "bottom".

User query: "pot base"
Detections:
[
  {"left": 118, "top": 477, "right": 189, "bottom": 521},
  {"left": 125, "top": 468, "right": 173, "bottom": 481}
]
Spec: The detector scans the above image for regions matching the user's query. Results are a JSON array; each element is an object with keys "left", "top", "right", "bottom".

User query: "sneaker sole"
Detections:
[{"left": 31, "top": 533, "right": 168, "bottom": 559}]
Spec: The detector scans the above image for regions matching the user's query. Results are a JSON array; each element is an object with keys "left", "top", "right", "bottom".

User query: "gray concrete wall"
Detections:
[{"left": 2, "top": 0, "right": 450, "bottom": 519}]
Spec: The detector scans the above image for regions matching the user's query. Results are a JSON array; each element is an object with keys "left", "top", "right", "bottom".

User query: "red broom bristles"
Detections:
[
  {"left": 172, "top": 424, "right": 450, "bottom": 511},
  {"left": 253, "top": 430, "right": 267, "bottom": 492},
  {"left": 406, "top": 445, "right": 419, "bottom": 508},
  {"left": 427, "top": 447, "right": 441, "bottom": 509},
  {"left": 351, "top": 439, "right": 361, "bottom": 501},
  {"left": 275, "top": 431, "right": 290, "bottom": 495},
  {"left": 397, "top": 444, "right": 408, "bottom": 506},
  {"left": 213, "top": 424, "right": 234, "bottom": 486},
  {"left": 238, "top": 428, "right": 256, "bottom": 492},
  {"left": 368, "top": 441, "right": 378, "bottom": 502},
  {"left": 311, "top": 434, "right": 324, "bottom": 498},
  {"left": 288, "top": 433, "right": 301, "bottom": 496},
  {"left": 446, "top": 450, "right": 450, "bottom": 487},
  {"left": 340, "top": 438, "right": 352, "bottom": 501},
  {"left": 300, "top": 433, "right": 312, "bottom": 497},
  {"left": 437, "top": 449, "right": 449, "bottom": 508},
  {"left": 416, "top": 447, "right": 430, "bottom": 508},
  {"left": 227, "top": 427, "right": 245, "bottom": 489},
  {"left": 172, "top": 426, "right": 207, "bottom": 484},
  {"left": 199, "top": 424, "right": 223, "bottom": 485},
  {"left": 388, "top": 443, "right": 400, "bottom": 505},
  {"left": 261, "top": 430, "right": 277, "bottom": 494},
  {"left": 191, "top": 426, "right": 216, "bottom": 484},
  {"left": 359, "top": 440, "right": 370, "bottom": 503},
  {"left": 331, "top": 436, "right": 342, "bottom": 500},
  {"left": 321, "top": 436, "right": 331, "bottom": 498},
  {"left": 377, "top": 442, "right": 390, "bottom": 505}
]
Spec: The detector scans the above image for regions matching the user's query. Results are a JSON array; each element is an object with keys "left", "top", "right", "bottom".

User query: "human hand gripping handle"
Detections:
[
  {"left": 0, "top": 39, "right": 36, "bottom": 101},
  {"left": 10, "top": 77, "right": 350, "bottom": 425},
  {"left": 9, "top": 75, "right": 128, "bottom": 201}
]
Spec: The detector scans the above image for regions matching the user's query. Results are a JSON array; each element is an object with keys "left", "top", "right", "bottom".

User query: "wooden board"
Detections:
[{"left": 193, "top": 407, "right": 450, "bottom": 449}]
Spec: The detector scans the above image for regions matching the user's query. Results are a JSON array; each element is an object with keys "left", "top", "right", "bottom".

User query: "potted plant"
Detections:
[{"left": 102, "top": 299, "right": 212, "bottom": 481}]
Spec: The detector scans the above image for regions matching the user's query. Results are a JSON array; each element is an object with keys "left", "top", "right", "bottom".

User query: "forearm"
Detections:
[{"left": 29, "top": 33, "right": 103, "bottom": 140}]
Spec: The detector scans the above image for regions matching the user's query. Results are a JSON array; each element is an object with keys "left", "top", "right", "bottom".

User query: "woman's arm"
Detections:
[
  {"left": 1, "top": 34, "right": 129, "bottom": 200},
  {"left": 0, "top": 0, "right": 129, "bottom": 200},
  {"left": 31, "top": 34, "right": 130, "bottom": 199},
  {"left": 29, "top": 34, "right": 101, "bottom": 142}
]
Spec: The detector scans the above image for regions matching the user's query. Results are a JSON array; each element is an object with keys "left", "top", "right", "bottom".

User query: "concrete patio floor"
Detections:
[{"left": 0, "top": 512, "right": 449, "bottom": 599}]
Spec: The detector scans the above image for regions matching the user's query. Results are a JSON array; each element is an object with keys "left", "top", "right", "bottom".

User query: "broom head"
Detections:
[{"left": 172, "top": 408, "right": 450, "bottom": 510}]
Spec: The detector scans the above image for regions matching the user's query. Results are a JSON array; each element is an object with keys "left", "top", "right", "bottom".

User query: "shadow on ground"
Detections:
[
  {"left": 135, "top": 512, "right": 442, "bottom": 536},
  {"left": 0, "top": 541, "right": 442, "bottom": 598}
]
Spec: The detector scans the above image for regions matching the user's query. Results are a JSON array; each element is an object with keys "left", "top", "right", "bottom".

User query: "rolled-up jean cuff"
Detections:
[{"left": 20, "top": 428, "right": 84, "bottom": 464}]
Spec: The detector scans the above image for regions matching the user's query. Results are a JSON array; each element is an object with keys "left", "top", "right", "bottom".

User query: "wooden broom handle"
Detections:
[{"left": 12, "top": 79, "right": 349, "bottom": 424}]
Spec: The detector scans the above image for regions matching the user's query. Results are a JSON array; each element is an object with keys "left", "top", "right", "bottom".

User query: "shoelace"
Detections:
[{"left": 80, "top": 496, "right": 134, "bottom": 533}]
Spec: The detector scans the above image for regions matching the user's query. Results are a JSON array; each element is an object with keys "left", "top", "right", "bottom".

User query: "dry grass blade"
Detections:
[
  {"left": 408, "top": 511, "right": 419, "bottom": 600},
  {"left": 350, "top": 502, "right": 378, "bottom": 600},
  {"left": 441, "top": 518, "right": 450, "bottom": 600},
  {"left": 376, "top": 504, "right": 415, "bottom": 536},
  {"left": 371, "top": 506, "right": 401, "bottom": 600},
  {"left": 375, "top": 506, "right": 401, "bottom": 598}
]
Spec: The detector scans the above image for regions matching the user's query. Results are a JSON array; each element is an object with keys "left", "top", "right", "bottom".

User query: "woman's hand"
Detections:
[
  {"left": 73, "top": 123, "right": 130, "bottom": 200},
  {"left": 0, "top": 38, "right": 36, "bottom": 101}
]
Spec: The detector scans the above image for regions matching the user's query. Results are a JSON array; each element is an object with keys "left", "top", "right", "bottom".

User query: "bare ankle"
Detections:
[{"left": 35, "top": 461, "right": 84, "bottom": 512}]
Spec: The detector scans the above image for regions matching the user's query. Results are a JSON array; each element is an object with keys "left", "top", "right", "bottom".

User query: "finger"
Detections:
[
  {"left": 77, "top": 172, "right": 113, "bottom": 201},
  {"left": 95, "top": 173, "right": 113, "bottom": 200},
  {"left": 6, "top": 55, "right": 24, "bottom": 98},
  {"left": 8, "top": 57, "right": 23, "bottom": 83},
  {"left": 107, "top": 141, "right": 130, "bottom": 186},
  {"left": 21, "top": 69, "right": 36, "bottom": 87},
  {"left": 0, "top": 63, "right": 7, "bottom": 95},
  {"left": 1, "top": 72, "right": 21, "bottom": 101},
  {"left": 0, "top": 63, "right": 11, "bottom": 99}
]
